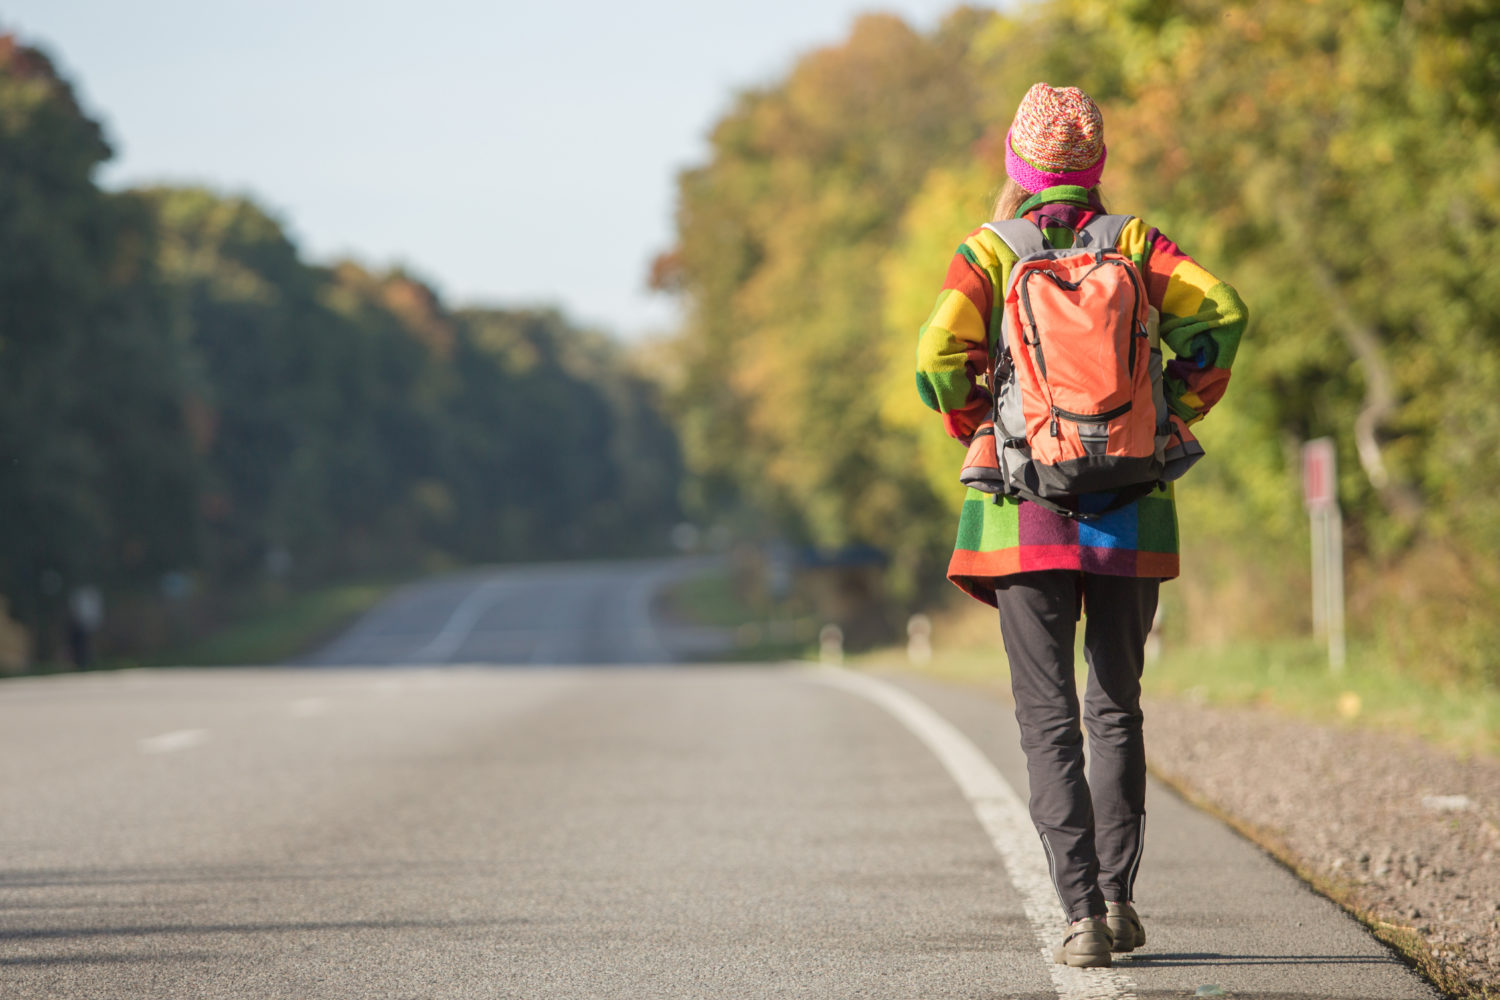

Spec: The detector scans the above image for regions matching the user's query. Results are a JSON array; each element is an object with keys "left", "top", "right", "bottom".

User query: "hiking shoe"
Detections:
[
  {"left": 1053, "top": 916, "right": 1113, "bottom": 968},
  {"left": 1105, "top": 900, "right": 1145, "bottom": 953}
]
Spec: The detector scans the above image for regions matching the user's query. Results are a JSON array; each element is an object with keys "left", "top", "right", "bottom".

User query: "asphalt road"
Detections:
[
  {"left": 1, "top": 560, "right": 1441, "bottom": 999},
  {"left": 302, "top": 559, "right": 731, "bottom": 666}
]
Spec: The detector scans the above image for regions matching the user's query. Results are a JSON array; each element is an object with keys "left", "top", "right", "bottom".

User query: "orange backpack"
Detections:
[{"left": 959, "top": 215, "right": 1172, "bottom": 518}]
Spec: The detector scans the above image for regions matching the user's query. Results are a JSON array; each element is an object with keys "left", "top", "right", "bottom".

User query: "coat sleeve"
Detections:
[
  {"left": 1132, "top": 227, "right": 1249, "bottom": 424},
  {"left": 915, "top": 240, "right": 997, "bottom": 443}
]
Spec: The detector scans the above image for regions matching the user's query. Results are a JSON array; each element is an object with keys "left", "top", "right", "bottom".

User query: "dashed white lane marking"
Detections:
[
  {"left": 810, "top": 666, "right": 1137, "bottom": 1000},
  {"left": 289, "top": 697, "right": 328, "bottom": 717},
  {"left": 138, "top": 729, "right": 209, "bottom": 755},
  {"left": 411, "top": 582, "right": 506, "bottom": 664}
]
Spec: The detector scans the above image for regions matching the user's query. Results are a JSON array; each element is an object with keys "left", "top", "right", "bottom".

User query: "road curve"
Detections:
[
  {"left": 302, "top": 557, "right": 731, "bottom": 667},
  {"left": 0, "top": 561, "right": 1441, "bottom": 999}
]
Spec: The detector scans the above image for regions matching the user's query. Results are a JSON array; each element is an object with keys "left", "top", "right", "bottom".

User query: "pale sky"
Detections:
[{"left": 5, "top": 0, "right": 983, "bottom": 340}]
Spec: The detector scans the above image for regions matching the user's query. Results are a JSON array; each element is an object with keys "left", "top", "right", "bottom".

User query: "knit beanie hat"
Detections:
[{"left": 1005, "top": 83, "right": 1107, "bottom": 194}]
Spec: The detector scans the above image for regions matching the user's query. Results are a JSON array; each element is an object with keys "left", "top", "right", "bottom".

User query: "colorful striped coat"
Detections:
[{"left": 915, "top": 186, "right": 1249, "bottom": 606}]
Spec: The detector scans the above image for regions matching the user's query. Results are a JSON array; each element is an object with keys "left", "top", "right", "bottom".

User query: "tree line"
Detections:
[
  {"left": 655, "top": 0, "right": 1500, "bottom": 683},
  {"left": 0, "top": 36, "right": 682, "bottom": 665}
]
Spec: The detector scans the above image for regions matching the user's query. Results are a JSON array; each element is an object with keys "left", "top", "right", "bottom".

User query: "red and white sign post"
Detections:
[{"left": 1302, "top": 438, "right": 1345, "bottom": 671}]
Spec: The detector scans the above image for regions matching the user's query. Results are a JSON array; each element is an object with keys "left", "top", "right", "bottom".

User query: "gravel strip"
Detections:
[{"left": 1144, "top": 695, "right": 1500, "bottom": 998}]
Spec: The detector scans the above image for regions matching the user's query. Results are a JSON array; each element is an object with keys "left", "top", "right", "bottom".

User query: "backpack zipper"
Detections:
[{"left": 1052, "top": 400, "right": 1133, "bottom": 424}]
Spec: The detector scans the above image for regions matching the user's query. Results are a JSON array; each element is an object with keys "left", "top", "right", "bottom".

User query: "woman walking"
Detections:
[{"left": 914, "top": 83, "right": 1248, "bottom": 968}]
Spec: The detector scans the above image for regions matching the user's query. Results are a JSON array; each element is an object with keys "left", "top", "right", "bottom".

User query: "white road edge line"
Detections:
[
  {"left": 412, "top": 581, "right": 505, "bottom": 664},
  {"left": 808, "top": 666, "right": 1138, "bottom": 1000},
  {"left": 138, "top": 729, "right": 209, "bottom": 755}
]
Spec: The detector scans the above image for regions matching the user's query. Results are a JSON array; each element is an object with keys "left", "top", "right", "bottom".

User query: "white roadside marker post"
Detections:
[
  {"left": 1327, "top": 497, "right": 1347, "bottom": 671},
  {"left": 819, "top": 624, "right": 844, "bottom": 664},
  {"left": 906, "top": 613, "right": 932, "bottom": 665},
  {"left": 1302, "top": 437, "right": 1346, "bottom": 672}
]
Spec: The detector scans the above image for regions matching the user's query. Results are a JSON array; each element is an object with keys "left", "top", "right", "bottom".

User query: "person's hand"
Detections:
[
  {"left": 943, "top": 394, "right": 993, "bottom": 445},
  {"left": 958, "top": 420, "right": 1004, "bottom": 492}
]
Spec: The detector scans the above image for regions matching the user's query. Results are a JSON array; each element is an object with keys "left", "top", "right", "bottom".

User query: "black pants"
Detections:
[{"left": 995, "top": 571, "right": 1159, "bottom": 923}]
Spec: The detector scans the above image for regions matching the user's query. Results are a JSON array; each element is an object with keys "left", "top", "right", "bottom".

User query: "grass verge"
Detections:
[
  {"left": 659, "top": 568, "right": 762, "bottom": 629},
  {"left": 1144, "top": 637, "right": 1500, "bottom": 760},
  {"left": 133, "top": 579, "right": 402, "bottom": 668},
  {"left": 858, "top": 597, "right": 1499, "bottom": 759},
  {"left": 653, "top": 565, "right": 817, "bottom": 662}
]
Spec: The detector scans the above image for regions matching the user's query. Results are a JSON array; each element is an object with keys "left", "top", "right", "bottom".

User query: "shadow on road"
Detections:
[{"left": 1126, "top": 952, "right": 1398, "bottom": 968}]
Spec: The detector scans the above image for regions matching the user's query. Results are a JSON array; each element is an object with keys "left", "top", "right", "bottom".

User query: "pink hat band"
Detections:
[{"left": 1005, "top": 127, "right": 1107, "bottom": 194}]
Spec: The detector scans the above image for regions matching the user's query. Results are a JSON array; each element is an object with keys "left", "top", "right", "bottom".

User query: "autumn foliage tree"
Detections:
[
  {"left": 661, "top": 1, "right": 1500, "bottom": 681},
  {"left": 667, "top": 13, "right": 987, "bottom": 588}
]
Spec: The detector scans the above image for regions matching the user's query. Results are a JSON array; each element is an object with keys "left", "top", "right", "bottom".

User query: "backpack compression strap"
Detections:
[
  {"left": 1005, "top": 480, "right": 1159, "bottom": 521},
  {"left": 1078, "top": 214, "right": 1134, "bottom": 250},
  {"left": 982, "top": 219, "right": 1047, "bottom": 258},
  {"left": 983, "top": 214, "right": 1135, "bottom": 257}
]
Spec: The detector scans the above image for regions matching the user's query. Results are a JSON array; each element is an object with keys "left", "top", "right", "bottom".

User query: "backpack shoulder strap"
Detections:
[
  {"left": 982, "top": 220, "right": 1047, "bottom": 259},
  {"left": 1078, "top": 214, "right": 1134, "bottom": 250}
]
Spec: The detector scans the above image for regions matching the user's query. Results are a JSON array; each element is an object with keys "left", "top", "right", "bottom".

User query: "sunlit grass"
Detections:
[
  {"left": 1145, "top": 637, "right": 1500, "bottom": 759},
  {"left": 855, "top": 601, "right": 1500, "bottom": 759}
]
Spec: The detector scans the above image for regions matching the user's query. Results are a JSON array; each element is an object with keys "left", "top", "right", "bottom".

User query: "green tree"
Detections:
[{"left": 0, "top": 37, "right": 197, "bottom": 658}]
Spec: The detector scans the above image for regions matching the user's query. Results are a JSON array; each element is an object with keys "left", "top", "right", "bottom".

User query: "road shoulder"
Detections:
[
  {"left": 1144, "top": 694, "right": 1500, "bottom": 1000},
  {"left": 868, "top": 667, "right": 1449, "bottom": 999}
]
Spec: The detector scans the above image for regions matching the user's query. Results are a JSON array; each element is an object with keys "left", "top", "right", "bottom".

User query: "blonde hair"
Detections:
[
  {"left": 990, "top": 178, "right": 1029, "bottom": 222},
  {"left": 990, "top": 178, "right": 1108, "bottom": 222}
]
